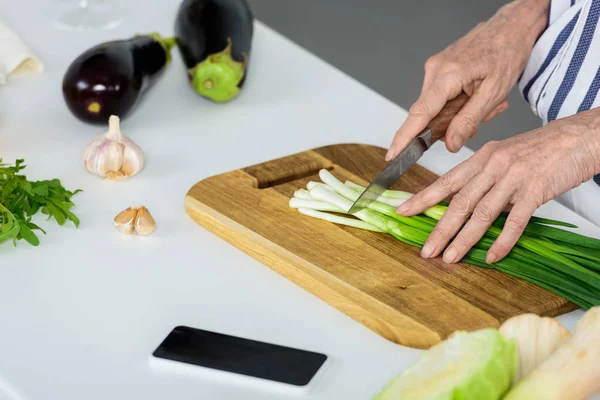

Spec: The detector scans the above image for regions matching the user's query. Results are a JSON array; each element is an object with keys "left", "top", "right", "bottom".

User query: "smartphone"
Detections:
[{"left": 150, "top": 326, "right": 328, "bottom": 388}]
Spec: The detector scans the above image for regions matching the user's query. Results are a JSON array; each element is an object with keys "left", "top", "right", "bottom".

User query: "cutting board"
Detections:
[{"left": 184, "top": 144, "right": 576, "bottom": 349}]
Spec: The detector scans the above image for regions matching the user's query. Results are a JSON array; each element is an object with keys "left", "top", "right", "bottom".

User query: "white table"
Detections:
[{"left": 1, "top": 1, "right": 599, "bottom": 399}]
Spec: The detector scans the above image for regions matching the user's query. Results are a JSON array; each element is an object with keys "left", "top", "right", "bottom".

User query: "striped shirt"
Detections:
[{"left": 518, "top": 0, "right": 600, "bottom": 187}]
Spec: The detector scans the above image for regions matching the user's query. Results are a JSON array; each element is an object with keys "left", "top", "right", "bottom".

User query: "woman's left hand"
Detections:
[{"left": 396, "top": 109, "right": 600, "bottom": 264}]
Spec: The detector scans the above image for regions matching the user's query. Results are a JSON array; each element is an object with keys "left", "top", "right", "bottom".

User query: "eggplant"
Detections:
[
  {"left": 62, "top": 33, "right": 175, "bottom": 124},
  {"left": 174, "top": 0, "right": 254, "bottom": 103}
]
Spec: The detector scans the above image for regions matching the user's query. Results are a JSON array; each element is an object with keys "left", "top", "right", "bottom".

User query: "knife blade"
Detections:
[
  {"left": 348, "top": 129, "right": 432, "bottom": 214},
  {"left": 348, "top": 92, "right": 469, "bottom": 214}
]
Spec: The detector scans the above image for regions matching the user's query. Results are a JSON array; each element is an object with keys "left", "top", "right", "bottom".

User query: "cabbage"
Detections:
[{"left": 374, "top": 329, "right": 517, "bottom": 400}]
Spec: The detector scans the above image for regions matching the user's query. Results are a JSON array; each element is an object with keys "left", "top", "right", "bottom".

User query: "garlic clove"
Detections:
[
  {"left": 82, "top": 115, "right": 144, "bottom": 180},
  {"left": 120, "top": 139, "right": 144, "bottom": 177},
  {"left": 98, "top": 140, "right": 125, "bottom": 178},
  {"left": 106, "top": 141, "right": 126, "bottom": 174},
  {"left": 134, "top": 206, "right": 155, "bottom": 236},
  {"left": 114, "top": 207, "right": 138, "bottom": 235}
]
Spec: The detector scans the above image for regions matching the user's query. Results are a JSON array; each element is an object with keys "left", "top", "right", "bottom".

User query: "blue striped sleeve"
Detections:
[
  {"left": 547, "top": 0, "right": 600, "bottom": 121},
  {"left": 577, "top": 65, "right": 600, "bottom": 112},
  {"left": 522, "top": 11, "right": 580, "bottom": 103}
]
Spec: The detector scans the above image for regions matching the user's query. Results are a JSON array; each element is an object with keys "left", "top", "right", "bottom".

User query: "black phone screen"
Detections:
[{"left": 152, "top": 326, "right": 328, "bottom": 386}]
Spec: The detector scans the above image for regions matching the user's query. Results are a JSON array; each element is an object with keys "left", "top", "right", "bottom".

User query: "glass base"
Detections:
[{"left": 47, "top": 0, "right": 124, "bottom": 31}]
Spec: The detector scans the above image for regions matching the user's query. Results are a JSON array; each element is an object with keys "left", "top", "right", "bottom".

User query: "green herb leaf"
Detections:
[
  {"left": 46, "top": 202, "right": 66, "bottom": 226},
  {"left": 0, "top": 159, "right": 81, "bottom": 247},
  {"left": 32, "top": 184, "right": 49, "bottom": 197},
  {"left": 0, "top": 224, "right": 20, "bottom": 242},
  {"left": 26, "top": 221, "right": 45, "bottom": 233},
  {"left": 18, "top": 222, "right": 39, "bottom": 246},
  {"left": 50, "top": 200, "right": 80, "bottom": 228}
]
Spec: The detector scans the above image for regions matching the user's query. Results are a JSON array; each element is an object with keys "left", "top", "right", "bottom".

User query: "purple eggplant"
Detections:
[
  {"left": 174, "top": 0, "right": 254, "bottom": 102},
  {"left": 62, "top": 33, "right": 175, "bottom": 124}
]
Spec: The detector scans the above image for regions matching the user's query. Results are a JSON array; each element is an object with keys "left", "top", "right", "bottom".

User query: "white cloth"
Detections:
[
  {"left": 518, "top": 0, "right": 600, "bottom": 227},
  {"left": 0, "top": 17, "right": 43, "bottom": 84}
]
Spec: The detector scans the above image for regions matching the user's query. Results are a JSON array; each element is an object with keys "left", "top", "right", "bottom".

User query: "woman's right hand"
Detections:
[{"left": 386, "top": 0, "right": 549, "bottom": 161}]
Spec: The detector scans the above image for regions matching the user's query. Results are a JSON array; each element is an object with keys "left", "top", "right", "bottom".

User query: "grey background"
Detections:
[{"left": 247, "top": 0, "right": 542, "bottom": 151}]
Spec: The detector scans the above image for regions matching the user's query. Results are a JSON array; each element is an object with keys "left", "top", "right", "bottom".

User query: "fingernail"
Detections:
[
  {"left": 385, "top": 145, "right": 396, "bottom": 161},
  {"left": 486, "top": 252, "right": 498, "bottom": 264},
  {"left": 421, "top": 242, "right": 435, "bottom": 258},
  {"left": 443, "top": 247, "right": 458, "bottom": 264},
  {"left": 397, "top": 202, "right": 410, "bottom": 214},
  {"left": 452, "top": 136, "right": 463, "bottom": 151}
]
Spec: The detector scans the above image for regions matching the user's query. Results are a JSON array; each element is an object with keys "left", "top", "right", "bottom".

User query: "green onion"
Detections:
[{"left": 291, "top": 169, "right": 600, "bottom": 309}]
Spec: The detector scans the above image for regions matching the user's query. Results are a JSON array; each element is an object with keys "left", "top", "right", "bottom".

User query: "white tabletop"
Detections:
[{"left": 1, "top": 1, "right": 599, "bottom": 399}]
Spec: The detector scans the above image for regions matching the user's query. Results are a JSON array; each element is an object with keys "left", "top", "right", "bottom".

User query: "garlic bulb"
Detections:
[
  {"left": 114, "top": 206, "right": 155, "bottom": 236},
  {"left": 82, "top": 115, "right": 144, "bottom": 180}
]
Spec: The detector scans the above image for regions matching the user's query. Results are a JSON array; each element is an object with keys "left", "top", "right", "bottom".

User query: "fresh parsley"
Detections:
[{"left": 0, "top": 158, "right": 81, "bottom": 246}]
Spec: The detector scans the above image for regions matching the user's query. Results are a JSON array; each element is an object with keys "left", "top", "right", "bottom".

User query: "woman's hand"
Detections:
[
  {"left": 386, "top": 0, "right": 549, "bottom": 161},
  {"left": 397, "top": 109, "right": 600, "bottom": 264}
]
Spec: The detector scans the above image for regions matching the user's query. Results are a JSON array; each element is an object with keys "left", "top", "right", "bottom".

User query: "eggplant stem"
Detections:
[
  {"left": 189, "top": 42, "right": 245, "bottom": 102},
  {"left": 163, "top": 37, "right": 177, "bottom": 51},
  {"left": 148, "top": 33, "right": 176, "bottom": 64}
]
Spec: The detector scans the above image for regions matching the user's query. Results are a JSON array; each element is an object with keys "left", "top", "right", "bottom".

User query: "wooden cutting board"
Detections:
[{"left": 184, "top": 144, "right": 576, "bottom": 349}]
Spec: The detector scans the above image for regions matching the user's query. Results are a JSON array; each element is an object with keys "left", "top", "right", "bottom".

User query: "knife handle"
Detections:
[{"left": 427, "top": 92, "right": 470, "bottom": 143}]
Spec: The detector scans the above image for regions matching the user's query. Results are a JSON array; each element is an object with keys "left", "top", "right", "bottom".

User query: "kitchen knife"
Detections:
[{"left": 348, "top": 92, "right": 469, "bottom": 214}]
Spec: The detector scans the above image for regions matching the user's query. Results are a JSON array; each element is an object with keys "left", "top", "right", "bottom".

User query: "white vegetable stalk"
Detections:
[
  {"left": 309, "top": 184, "right": 354, "bottom": 211},
  {"left": 308, "top": 185, "right": 393, "bottom": 232},
  {"left": 344, "top": 180, "right": 364, "bottom": 191},
  {"left": 504, "top": 306, "right": 600, "bottom": 400},
  {"left": 293, "top": 189, "right": 312, "bottom": 200},
  {"left": 297, "top": 208, "right": 383, "bottom": 232},
  {"left": 499, "top": 314, "right": 571, "bottom": 384},
  {"left": 320, "top": 170, "right": 364, "bottom": 202},
  {"left": 321, "top": 170, "right": 446, "bottom": 220},
  {"left": 344, "top": 180, "right": 413, "bottom": 201},
  {"left": 307, "top": 181, "right": 334, "bottom": 192},
  {"left": 319, "top": 170, "right": 400, "bottom": 216},
  {"left": 289, "top": 198, "right": 344, "bottom": 213},
  {"left": 375, "top": 197, "right": 405, "bottom": 208}
]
